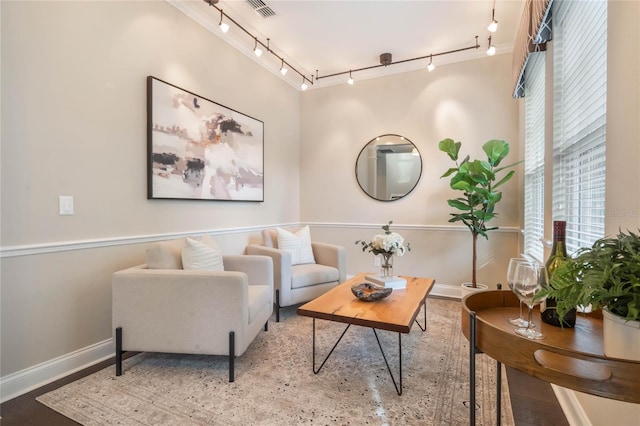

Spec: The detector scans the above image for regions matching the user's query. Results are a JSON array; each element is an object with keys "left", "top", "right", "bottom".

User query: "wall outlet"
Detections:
[{"left": 374, "top": 256, "right": 381, "bottom": 267}]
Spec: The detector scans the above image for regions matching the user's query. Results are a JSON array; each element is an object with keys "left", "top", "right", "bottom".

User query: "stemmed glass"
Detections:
[
  {"left": 512, "top": 261, "right": 545, "bottom": 340},
  {"left": 506, "top": 258, "right": 535, "bottom": 327}
]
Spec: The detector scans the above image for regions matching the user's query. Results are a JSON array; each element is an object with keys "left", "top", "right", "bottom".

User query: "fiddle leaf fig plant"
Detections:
[{"left": 439, "top": 138, "right": 519, "bottom": 287}]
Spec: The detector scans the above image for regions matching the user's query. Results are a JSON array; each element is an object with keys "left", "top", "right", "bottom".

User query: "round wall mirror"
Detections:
[{"left": 355, "top": 134, "right": 422, "bottom": 201}]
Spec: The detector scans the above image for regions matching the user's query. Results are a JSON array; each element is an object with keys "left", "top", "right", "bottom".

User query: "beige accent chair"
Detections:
[
  {"left": 246, "top": 228, "right": 346, "bottom": 321},
  {"left": 112, "top": 237, "right": 273, "bottom": 382}
]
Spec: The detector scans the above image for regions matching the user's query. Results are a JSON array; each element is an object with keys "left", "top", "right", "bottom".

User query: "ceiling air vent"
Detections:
[{"left": 246, "top": 0, "right": 276, "bottom": 18}]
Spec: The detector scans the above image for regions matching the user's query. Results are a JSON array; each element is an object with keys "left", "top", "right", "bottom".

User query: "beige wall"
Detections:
[
  {"left": 300, "top": 54, "right": 521, "bottom": 288},
  {"left": 605, "top": 0, "right": 640, "bottom": 236},
  {"left": 0, "top": 0, "right": 300, "bottom": 377}
]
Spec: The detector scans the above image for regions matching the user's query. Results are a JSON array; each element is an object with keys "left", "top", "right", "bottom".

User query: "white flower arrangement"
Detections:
[{"left": 356, "top": 221, "right": 411, "bottom": 257}]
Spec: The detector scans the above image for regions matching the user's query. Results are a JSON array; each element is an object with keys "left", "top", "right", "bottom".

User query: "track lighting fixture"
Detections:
[
  {"left": 487, "top": 18, "right": 498, "bottom": 33},
  {"left": 253, "top": 38, "right": 262, "bottom": 57},
  {"left": 427, "top": 55, "right": 435, "bottom": 72},
  {"left": 486, "top": 35, "right": 496, "bottom": 56},
  {"left": 487, "top": 0, "right": 498, "bottom": 33},
  {"left": 203, "top": 0, "right": 495, "bottom": 90},
  {"left": 316, "top": 36, "right": 479, "bottom": 85},
  {"left": 218, "top": 9, "right": 229, "bottom": 33},
  {"left": 203, "top": 0, "right": 313, "bottom": 90}
]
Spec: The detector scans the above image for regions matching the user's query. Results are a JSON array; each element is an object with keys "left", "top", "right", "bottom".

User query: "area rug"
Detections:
[{"left": 37, "top": 298, "right": 514, "bottom": 425}]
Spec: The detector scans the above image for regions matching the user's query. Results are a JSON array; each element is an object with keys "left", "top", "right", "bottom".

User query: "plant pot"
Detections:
[
  {"left": 460, "top": 282, "right": 489, "bottom": 300},
  {"left": 602, "top": 309, "right": 640, "bottom": 361}
]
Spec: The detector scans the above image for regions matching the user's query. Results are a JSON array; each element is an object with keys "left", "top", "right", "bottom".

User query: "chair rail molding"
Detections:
[
  {"left": 0, "top": 224, "right": 299, "bottom": 258},
  {"left": 1, "top": 223, "right": 519, "bottom": 258}
]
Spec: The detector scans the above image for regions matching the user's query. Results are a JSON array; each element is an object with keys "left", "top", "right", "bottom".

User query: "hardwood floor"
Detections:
[
  {"left": 0, "top": 353, "right": 567, "bottom": 425},
  {"left": 506, "top": 367, "right": 569, "bottom": 426}
]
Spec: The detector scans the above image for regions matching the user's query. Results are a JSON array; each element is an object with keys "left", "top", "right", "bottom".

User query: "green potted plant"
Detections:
[
  {"left": 438, "top": 138, "right": 519, "bottom": 291},
  {"left": 537, "top": 230, "right": 640, "bottom": 359}
]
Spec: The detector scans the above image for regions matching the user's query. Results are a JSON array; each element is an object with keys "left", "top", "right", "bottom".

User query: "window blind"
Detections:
[
  {"left": 523, "top": 52, "right": 546, "bottom": 262},
  {"left": 552, "top": 0, "right": 607, "bottom": 255},
  {"left": 512, "top": 0, "right": 552, "bottom": 98}
]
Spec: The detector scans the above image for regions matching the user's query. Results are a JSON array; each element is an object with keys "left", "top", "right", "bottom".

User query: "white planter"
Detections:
[
  {"left": 602, "top": 309, "right": 640, "bottom": 361},
  {"left": 460, "top": 282, "right": 489, "bottom": 300}
]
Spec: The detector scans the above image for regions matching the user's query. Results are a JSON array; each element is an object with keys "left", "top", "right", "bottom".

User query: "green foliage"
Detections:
[
  {"left": 537, "top": 229, "right": 640, "bottom": 322},
  {"left": 438, "top": 138, "right": 518, "bottom": 238},
  {"left": 438, "top": 138, "right": 519, "bottom": 286}
]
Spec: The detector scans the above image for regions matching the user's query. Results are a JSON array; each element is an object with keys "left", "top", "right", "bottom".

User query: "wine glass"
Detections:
[
  {"left": 513, "top": 261, "right": 545, "bottom": 340},
  {"left": 506, "top": 257, "right": 537, "bottom": 327}
]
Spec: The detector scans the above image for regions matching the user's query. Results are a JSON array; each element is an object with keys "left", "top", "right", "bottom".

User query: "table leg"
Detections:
[
  {"left": 312, "top": 317, "right": 351, "bottom": 374},
  {"left": 415, "top": 297, "right": 427, "bottom": 331},
  {"left": 470, "top": 311, "right": 477, "bottom": 425},
  {"left": 496, "top": 360, "right": 502, "bottom": 426},
  {"left": 372, "top": 329, "right": 403, "bottom": 396}
]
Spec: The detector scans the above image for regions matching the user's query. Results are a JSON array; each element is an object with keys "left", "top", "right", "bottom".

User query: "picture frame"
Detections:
[{"left": 147, "top": 76, "right": 264, "bottom": 201}]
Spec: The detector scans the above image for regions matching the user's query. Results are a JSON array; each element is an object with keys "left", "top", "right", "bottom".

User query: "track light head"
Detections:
[
  {"left": 427, "top": 55, "right": 435, "bottom": 72},
  {"left": 218, "top": 9, "right": 229, "bottom": 33},
  {"left": 280, "top": 60, "right": 288, "bottom": 75},
  {"left": 301, "top": 78, "right": 308, "bottom": 91},
  {"left": 347, "top": 71, "right": 354, "bottom": 85},
  {"left": 488, "top": 3, "right": 498, "bottom": 32},
  {"left": 487, "top": 36, "right": 496, "bottom": 56},
  {"left": 253, "top": 38, "right": 262, "bottom": 57}
]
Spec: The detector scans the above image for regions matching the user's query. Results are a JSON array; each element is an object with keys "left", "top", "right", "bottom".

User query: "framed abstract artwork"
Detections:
[{"left": 147, "top": 76, "right": 264, "bottom": 201}]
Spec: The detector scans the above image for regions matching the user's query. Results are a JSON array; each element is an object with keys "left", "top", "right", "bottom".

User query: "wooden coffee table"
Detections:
[{"left": 297, "top": 273, "right": 436, "bottom": 395}]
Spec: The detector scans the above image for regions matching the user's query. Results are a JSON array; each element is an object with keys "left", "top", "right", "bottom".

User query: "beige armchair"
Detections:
[
  {"left": 246, "top": 227, "right": 346, "bottom": 321},
  {"left": 112, "top": 237, "right": 273, "bottom": 382}
]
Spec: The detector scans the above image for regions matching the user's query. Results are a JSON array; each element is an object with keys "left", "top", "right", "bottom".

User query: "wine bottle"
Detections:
[{"left": 541, "top": 220, "right": 577, "bottom": 327}]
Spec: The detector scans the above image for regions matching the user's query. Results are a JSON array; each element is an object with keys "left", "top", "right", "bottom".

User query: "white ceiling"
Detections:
[{"left": 170, "top": 0, "right": 525, "bottom": 89}]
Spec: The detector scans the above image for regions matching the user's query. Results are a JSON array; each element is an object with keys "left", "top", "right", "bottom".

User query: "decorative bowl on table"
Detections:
[{"left": 351, "top": 282, "right": 393, "bottom": 302}]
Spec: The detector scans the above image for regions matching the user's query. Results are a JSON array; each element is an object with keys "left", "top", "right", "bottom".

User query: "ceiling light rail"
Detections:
[
  {"left": 204, "top": 0, "right": 313, "bottom": 89},
  {"left": 315, "top": 36, "right": 480, "bottom": 82}
]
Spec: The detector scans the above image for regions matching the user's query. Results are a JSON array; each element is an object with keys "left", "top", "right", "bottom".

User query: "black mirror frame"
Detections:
[{"left": 355, "top": 133, "right": 422, "bottom": 202}]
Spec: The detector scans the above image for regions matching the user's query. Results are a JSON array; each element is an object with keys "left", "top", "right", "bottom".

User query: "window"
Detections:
[
  {"left": 523, "top": 52, "right": 546, "bottom": 262},
  {"left": 552, "top": 0, "right": 607, "bottom": 255}
]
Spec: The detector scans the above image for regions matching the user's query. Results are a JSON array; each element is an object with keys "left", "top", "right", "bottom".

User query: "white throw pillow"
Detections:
[
  {"left": 182, "top": 235, "right": 224, "bottom": 271},
  {"left": 276, "top": 226, "right": 316, "bottom": 265},
  {"left": 146, "top": 240, "right": 183, "bottom": 269}
]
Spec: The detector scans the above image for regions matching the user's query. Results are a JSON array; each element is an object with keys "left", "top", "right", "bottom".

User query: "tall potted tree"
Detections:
[{"left": 439, "top": 138, "right": 519, "bottom": 293}]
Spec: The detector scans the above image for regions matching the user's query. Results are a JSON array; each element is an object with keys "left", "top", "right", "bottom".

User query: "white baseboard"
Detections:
[
  {"left": 551, "top": 384, "right": 592, "bottom": 426},
  {"left": 430, "top": 283, "right": 462, "bottom": 299},
  {"left": 0, "top": 338, "right": 113, "bottom": 403}
]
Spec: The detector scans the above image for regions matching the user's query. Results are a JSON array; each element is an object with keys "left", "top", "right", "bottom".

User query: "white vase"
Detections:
[
  {"left": 602, "top": 309, "right": 640, "bottom": 361},
  {"left": 459, "top": 282, "right": 489, "bottom": 300},
  {"left": 583, "top": 310, "right": 640, "bottom": 426}
]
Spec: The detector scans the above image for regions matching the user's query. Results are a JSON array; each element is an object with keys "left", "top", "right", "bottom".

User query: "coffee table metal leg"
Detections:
[
  {"left": 415, "top": 298, "right": 427, "bottom": 331},
  {"left": 312, "top": 317, "right": 351, "bottom": 375},
  {"left": 372, "top": 329, "right": 403, "bottom": 396}
]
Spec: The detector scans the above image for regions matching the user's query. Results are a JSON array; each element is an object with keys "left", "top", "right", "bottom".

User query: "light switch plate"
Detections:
[{"left": 59, "top": 196, "right": 74, "bottom": 215}]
